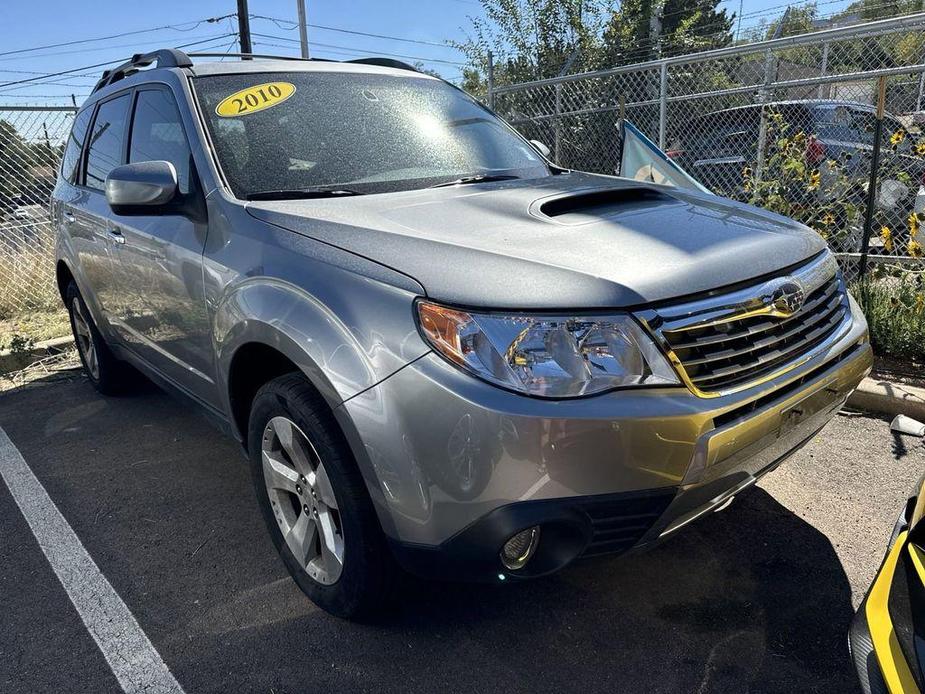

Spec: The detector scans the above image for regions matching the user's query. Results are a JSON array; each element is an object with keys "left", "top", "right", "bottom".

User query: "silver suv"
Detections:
[{"left": 53, "top": 49, "right": 872, "bottom": 618}]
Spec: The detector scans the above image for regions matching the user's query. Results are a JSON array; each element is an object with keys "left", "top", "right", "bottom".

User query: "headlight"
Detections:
[{"left": 416, "top": 300, "right": 679, "bottom": 398}]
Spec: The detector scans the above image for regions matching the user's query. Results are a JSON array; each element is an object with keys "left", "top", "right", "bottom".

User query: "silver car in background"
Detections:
[{"left": 52, "top": 50, "right": 871, "bottom": 618}]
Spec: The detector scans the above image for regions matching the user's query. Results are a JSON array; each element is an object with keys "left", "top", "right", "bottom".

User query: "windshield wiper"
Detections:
[
  {"left": 245, "top": 188, "right": 363, "bottom": 201},
  {"left": 428, "top": 174, "right": 520, "bottom": 188}
]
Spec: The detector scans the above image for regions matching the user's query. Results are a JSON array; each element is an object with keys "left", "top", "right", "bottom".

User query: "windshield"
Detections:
[{"left": 193, "top": 70, "right": 549, "bottom": 198}]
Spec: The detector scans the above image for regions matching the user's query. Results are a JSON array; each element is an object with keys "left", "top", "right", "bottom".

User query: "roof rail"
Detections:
[
  {"left": 346, "top": 57, "right": 419, "bottom": 73},
  {"left": 93, "top": 49, "right": 192, "bottom": 93},
  {"left": 186, "top": 52, "right": 334, "bottom": 62}
]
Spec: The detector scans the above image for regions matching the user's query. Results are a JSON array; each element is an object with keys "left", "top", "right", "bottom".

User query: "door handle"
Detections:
[{"left": 108, "top": 228, "right": 125, "bottom": 244}]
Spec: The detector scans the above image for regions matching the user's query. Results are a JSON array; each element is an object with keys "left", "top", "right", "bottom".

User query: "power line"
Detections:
[
  {"left": 0, "top": 31, "right": 233, "bottom": 63},
  {"left": 249, "top": 14, "right": 461, "bottom": 50},
  {"left": 0, "top": 34, "right": 237, "bottom": 90},
  {"left": 251, "top": 32, "right": 466, "bottom": 65},
  {"left": 0, "top": 14, "right": 236, "bottom": 59},
  {"left": 0, "top": 68, "right": 99, "bottom": 78}
]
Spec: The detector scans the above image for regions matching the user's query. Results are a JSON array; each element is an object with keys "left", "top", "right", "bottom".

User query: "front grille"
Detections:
[
  {"left": 578, "top": 491, "right": 674, "bottom": 558},
  {"left": 645, "top": 254, "right": 850, "bottom": 395}
]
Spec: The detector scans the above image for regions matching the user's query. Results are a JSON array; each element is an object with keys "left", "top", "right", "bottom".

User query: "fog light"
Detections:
[{"left": 500, "top": 526, "right": 540, "bottom": 571}]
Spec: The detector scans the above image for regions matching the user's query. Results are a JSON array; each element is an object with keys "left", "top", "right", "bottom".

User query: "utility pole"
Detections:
[
  {"left": 648, "top": 0, "right": 664, "bottom": 60},
  {"left": 296, "top": 0, "right": 310, "bottom": 59},
  {"left": 236, "top": 0, "right": 253, "bottom": 58}
]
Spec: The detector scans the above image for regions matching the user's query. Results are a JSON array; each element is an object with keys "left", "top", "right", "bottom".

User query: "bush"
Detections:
[{"left": 853, "top": 275, "right": 925, "bottom": 363}]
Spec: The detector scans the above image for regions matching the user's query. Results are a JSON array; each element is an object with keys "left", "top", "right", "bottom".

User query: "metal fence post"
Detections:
[
  {"left": 817, "top": 42, "right": 829, "bottom": 98},
  {"left": 859, "top": 76, "right": 888, "bottom": 281},
  {"left": 755, "top": 49, "right": 776, "bottom": 185},
  {"left": 554, "top": 83, "right": 562, "bottom": 161},
  {"left": 487, "top": 51, "right": 495, "bottom": 109},
  {"left": 658, "top": 61, "right": 668, "bottom": 150}
]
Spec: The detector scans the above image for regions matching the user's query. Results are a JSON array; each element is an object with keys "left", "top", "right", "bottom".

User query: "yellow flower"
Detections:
[
  {"left": 880, "top": 225, "right": 894, "bottom": 252},
  {"left": 916, "top": 141, "right": 925, "bottom": 157},
  {"left": 815, "top": 228, "right": 829, "bottom": 239},
  {"left": 807, "top": 170, "right": 821, "bottom": 191},
  {"left": 916, "top": 293, "right": 925, "bottom": 314},
  {"left": 890, "top": 130, "right": 905, "bottom": 146},
  {"left": 822, "top": 212, "right": 835, "bottom": 226},
  {"left": 910, "top": 212, "right": 920, "bottom": 236},
  {"left": 909, "top": 239, "right": 923, "bottom": 258}
]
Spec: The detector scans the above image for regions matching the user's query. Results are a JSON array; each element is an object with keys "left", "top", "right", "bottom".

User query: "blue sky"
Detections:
[{"left": 0, "top": 0, "right": 849, "bottom": 103}]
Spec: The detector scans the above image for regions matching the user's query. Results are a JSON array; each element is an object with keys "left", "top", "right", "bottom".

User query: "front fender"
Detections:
[{"left": 213, "top": 277, "right": 428, "bottom": 415}]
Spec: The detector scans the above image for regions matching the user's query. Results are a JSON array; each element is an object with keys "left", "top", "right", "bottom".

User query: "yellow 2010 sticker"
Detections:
[{"left": 216, "top": 82, "right": 296, "bottom": 117}]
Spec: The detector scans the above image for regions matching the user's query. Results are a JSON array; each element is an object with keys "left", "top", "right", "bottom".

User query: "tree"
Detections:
[
  {"left": 601, "top": 0, "right": 734, "bottom": 66},
  {"left": 0, "top": 120, "right": 36, "bottom": 210},
  {"left": 763, "top": 4, "right": 817, "bottom": 39},
  {"left": 455, "top": 0, "right": 613, "bottom": 93}
]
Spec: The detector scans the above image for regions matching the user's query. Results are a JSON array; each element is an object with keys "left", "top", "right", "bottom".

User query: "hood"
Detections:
[{"left": 245, "top": 172, "right": 827, "bottom": 309}]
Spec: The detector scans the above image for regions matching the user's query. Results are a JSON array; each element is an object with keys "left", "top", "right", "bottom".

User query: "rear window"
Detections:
[{"left": 686, "top": 109, "right": 761, "bottom": 151}]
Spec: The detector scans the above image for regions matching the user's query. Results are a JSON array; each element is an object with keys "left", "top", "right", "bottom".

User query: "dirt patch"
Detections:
[{"left": 871, "top": 353, "right": 925, "bottom": 389}]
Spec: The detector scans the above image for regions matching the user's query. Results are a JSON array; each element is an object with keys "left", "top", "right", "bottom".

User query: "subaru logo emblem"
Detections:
[{"left": 768, "top": 278, "right": 805, "bottom": 317}]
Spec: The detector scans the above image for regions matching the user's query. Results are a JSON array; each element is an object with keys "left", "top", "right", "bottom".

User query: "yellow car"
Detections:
[{"left": 851, "top": 472, "right": 925, "bottom": 694}]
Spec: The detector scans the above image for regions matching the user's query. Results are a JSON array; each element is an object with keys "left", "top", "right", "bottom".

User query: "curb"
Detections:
[
  {"left": 847, "top": 377, "right": 925, "bottom": 421},
  {"left": 0, "top": 336, "right": 73, "bottom": 375}
]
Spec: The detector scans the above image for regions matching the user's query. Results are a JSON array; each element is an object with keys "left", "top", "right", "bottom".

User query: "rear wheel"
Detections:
[
  {"left": 65, "top": 281, "right": 134, "bottom": 395},
  {"left": 247, "top": 373, "right": 396, "bottom": 619}
]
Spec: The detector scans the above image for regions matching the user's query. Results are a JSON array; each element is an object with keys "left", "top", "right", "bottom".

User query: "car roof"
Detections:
[{"left": 695, "top": 99, "right": 878, "bottom": 121}]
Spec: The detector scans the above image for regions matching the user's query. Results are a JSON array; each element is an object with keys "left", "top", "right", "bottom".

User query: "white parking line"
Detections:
[{"left": 0, "top": 427, "right": 185, "bottom": 694}]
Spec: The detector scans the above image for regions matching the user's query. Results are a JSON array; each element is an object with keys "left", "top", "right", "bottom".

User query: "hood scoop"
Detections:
[{"left": 537, "top": 186, "right": 679, "bottom": 225}]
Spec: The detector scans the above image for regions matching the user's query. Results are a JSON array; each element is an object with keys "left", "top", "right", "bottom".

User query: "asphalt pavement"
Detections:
[{"left": 0, "top": 372, "right": 923, "bottom": 694}]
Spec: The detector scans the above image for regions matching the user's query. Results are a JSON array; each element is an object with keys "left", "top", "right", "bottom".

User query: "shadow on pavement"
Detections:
[
  {"left": 0, "top": 376, "right": 859, "bottom": 694},
  {"left": 380, "top": 486, "right": 858, "bottom": 693}
]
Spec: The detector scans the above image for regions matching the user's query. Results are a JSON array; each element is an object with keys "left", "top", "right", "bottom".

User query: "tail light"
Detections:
[{"left": 806, "top": 136, "right": 826, "bottom": 165}]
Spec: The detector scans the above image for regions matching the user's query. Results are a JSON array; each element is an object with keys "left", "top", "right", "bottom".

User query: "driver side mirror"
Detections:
[
  {"left": 529, "top": 140, "right": 552, "bottom": 159},
  {"left": 105, "top": 161, "right": 178, "bottom": 215}
]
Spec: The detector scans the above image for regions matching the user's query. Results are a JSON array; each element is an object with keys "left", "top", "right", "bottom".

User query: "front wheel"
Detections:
[{"left": 247, "top": 373, "right": 396, "bottom": 619}]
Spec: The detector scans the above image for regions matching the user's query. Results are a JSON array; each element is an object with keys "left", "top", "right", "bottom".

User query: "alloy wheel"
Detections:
[
  {"left": 261, "top": 416, "right": 345, "bottom": 585},
  {"left": 71, "top": 298, "right": 99, "bottom": 380}
]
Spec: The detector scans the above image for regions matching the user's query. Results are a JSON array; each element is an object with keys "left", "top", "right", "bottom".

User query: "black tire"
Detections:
[
  {"left": 247, "top": 372, "right": 397, "bottom": 619},
  {"left": 65, "top": 281, "right": 135, "bottom": 395}
]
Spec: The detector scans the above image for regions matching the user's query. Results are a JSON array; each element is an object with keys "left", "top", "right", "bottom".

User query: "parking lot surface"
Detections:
[{"left": 1, "top": 373, "right": 923, "bottom": 694}]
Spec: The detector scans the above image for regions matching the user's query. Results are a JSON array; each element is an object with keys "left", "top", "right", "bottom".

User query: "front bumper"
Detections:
[{"left": 337, "top": 297, "right": 870, "bottom": 580}]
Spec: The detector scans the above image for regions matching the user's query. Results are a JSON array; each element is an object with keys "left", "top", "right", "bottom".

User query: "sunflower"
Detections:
[
  {"left": 909, "top": 240, "right": 923, "bottom": 258},
  {"left": 821, "top": 211, "right": 836, "bottom": 226},
  {"left": 910, "top": 212, "right": 920, "bottom": 236},
  {"left": 916, "top": 141, "right": 925, "bottom": 157},
  {"left": 807, "top": 170, "right": 821, "bottom": 191},
  {"left": 890, "top": 130, "right": 905, "bottom": 146},
  {"left": 880, "top": 225, "right": 894, "bottom": 252}
]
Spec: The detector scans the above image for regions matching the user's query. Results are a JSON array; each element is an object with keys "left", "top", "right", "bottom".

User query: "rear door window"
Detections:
[{"left": 84, "top": 93, "right": 131, "bottom": 191}]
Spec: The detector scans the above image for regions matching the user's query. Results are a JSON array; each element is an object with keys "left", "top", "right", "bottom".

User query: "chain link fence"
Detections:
[
  {"left": 492, "top": 13, "right": 925, "bottom": 290},
  {"left": 0, "top": 105, "right": 76, "bottom": 345}
]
